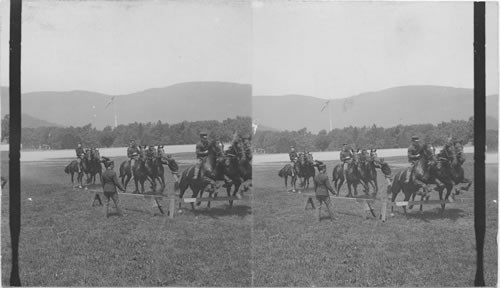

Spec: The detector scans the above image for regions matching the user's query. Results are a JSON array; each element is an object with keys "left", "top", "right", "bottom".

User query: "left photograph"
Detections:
[{"left": 1, "top": 1, "right": 252, "bottom": 286}]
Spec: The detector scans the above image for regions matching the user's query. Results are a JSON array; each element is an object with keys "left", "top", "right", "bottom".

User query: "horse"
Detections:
[
  {"left": 389, "top": 143, "right": 445, "bottom": 215},
  {"left": 64, "top": 160, "right": 84, "bottom": 188},
  {"left": 119, "top": 147, "right": 154, "bottom": 194},
  {"left": 175, "top": 140, "right": 224, "bottom": 210},
  {"left": 144, "top": 155, "right": 165, "bottom": 193},
  {"left": 331, "top": 153, "right": 368, "bottom": 197},
  {"left": 87, "top": 149, "right": 103, "bottom": 185},
  {"left": 446, "top": 141, "right": 472, "bottom": 194},
  {"left": 216, "top": 138, "right": 253, "bottom": 207},
  {"left": 279, "top": 164, "right": 298, "bottom": 192},
  {"left": 358, "top": 158, "right": 378, "bottom": 195},
  {"left": 298, "top": 153, "right": 316, "bottom": 190},
  {"left": 80, "top": 151, "right": 92, "bottom": 186}
]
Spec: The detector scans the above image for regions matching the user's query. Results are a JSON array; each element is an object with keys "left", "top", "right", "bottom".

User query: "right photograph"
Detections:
[{"left": 251, "top": 1, "right": 498, "bottom": 287}]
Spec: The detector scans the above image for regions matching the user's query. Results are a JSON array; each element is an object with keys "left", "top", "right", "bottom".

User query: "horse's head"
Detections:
[
  {"left": 209, "top": 140, "right": 224, "bottom": 158},
  {"left": 380, "top": 161, "right": 392, "bottom": 176},
  {"left": 420, "top": 143, "right": 436, "bottom": 162}
]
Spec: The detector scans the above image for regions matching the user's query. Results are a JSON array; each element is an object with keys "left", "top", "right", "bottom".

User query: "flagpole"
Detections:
[
  {"left": 328, "top": 97, "right": 332, "bottom": 132},
  {"left": 113, "top": 98, "right": 117, "bottom": 129}
]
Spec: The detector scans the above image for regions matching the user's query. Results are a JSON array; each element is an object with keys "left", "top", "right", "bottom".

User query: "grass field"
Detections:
[
  {"left": 1, "top": 152, "right": 497, "bottom": 286},
  {"left": 251, "top": 154, "right": 497, "bottom": 287},
  {"left": 1, "top": 153, "right": 252, "bottom": 286}
]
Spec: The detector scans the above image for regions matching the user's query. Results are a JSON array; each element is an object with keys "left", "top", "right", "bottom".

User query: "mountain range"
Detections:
[
  {"left": 253, "top": 86, "right": 498, "bottom": 132},
  {"left": 0, "top": 83, "right": 498, "bottom": 131},
  {"left": 1, "top": 82, "right": 251, "bottom": 129}
]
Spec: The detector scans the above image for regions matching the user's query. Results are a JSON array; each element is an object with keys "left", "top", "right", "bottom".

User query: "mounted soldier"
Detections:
[
  {"left": 359, "top": 148, "right": 369, "bottom": 163},
  {"left": 145, "top": 145, "right": 155, "bottom": 160},
  {"left": 75, "top": 142, "right": 85, "bottom": 173},
  {"left": 127, "top": 139, "right": 140, "bottom": 178},
  {"left": 289, "top": 146, "right": 298, "bottom": 177},
  {"left": 340, "top": 143, "right": 353, "bottom": 179},
  {"left": 370, "top": 148, "right": 378, "bottom": 161},
  {"left": 405, "top": 136, "right": 422, "bottom": 183},
  {"left": 193, "top": 131, "right": 210, "bottom": 180}
]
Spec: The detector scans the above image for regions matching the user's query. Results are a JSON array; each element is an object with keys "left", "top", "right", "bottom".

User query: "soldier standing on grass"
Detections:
[
  {"left": 101, "top": 160, "right": 125, "bottom": 217},
  {"left": 313, "top": 164, "right": 337, "bottom": 222}
]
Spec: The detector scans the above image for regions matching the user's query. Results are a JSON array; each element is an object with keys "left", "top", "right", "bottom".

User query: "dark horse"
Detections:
[
  {"left": 214, "top": 138, "right": 253, "bottom": 207},
  {"left": 389, "top": 143, "right": 451, "bottom": 215},
  {"left": 297, "top": 153, "right": 315, "bottom": 191},
  {"left": 64, "top": 160, "right": 84, "bottom": 188},
  {"left": 279, "top": 163, "right": 298, "bottom": 192},
  {"left": 357, "top": 157, "right": 392, "bottom": 196},
  {"left": 145, "top": 155, "right": 166, "bottom": 193},
  {"left": 175, "top": 140, "right": 224, "bottom": 210},
  {"left": 120, "top": 146, "right": 153, "bottom": 194},
  {"left": 87, "top": 149, "right": 103, "bottom": 185},
  {"left": 332, "top": 153, "right": 369, "bottom": 197}
]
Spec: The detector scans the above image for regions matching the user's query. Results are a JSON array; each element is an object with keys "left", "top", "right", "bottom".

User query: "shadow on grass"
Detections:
[
  {"left": 394, "top": 208, "right": 467, "bottom": 223},
  {"left": 185, "top": 205, "right": 252, "bottom": 219}
]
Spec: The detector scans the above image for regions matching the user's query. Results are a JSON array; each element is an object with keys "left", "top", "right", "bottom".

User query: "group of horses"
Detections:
[
  {"left": 390, "top": 142, "right": 472, "bottom": 214},
  {"left": 279, "top": 151, "right": 391, "bottom": 196},
  {"left": 64, "top": 146, "right": 179, "bottom": 193},
  {"left": 119, "top": 146, "right": 179, "bottom": 194},
  {"left": 65, "top": 139, "right": 253, "bottom": 211},
  {"left": 279, "top": 142, "right": 472, "bottom": 215},
  {"left": 175, "top": 138, "right": 252, "bottom": 210}
]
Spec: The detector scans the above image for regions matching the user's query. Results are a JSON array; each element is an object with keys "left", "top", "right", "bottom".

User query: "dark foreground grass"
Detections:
[
  {"left": 1, "top": 154, "right": 252, "bottom": 286},
  {"left": 252, "top": 154, "right": 497, "bottom": 287}
]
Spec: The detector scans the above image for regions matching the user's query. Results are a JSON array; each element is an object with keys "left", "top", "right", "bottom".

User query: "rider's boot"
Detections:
[
  {"left": 193, "top": 164, "right": 200, "bottom": 180},
  {"left": 404, "top": 167, "right": 412, "bottom": 184}
]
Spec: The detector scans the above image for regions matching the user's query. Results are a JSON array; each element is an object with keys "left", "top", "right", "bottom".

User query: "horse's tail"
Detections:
[
  {"left": 64, "top": 163, "right": 71, "bottom": 174},
  {"left": 175, "top": 169, "right": 186, "bottom": 192},
  {"left": 278, "top": 165, "right": 288, "bottom": 178},
  {"left": 389, "top": 170, "right": 405, "bottom": 200}
]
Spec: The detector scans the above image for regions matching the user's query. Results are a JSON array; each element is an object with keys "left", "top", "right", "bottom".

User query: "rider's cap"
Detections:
[
  {"left": 318, "top": 164, "right": 327, "bottom": 170},
  {"left": 412, "top": 136, "right": 419, "bottom": 140},
  {"left": 200, "top": 131, "right": 208, "bottom": 136}
]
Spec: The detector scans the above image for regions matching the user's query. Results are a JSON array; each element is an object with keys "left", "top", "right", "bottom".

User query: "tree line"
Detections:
[
  {"left": 1, "top": 115, "right": 252, "bottom": 150},
  {"left": 253, "top": 116, "right": 497, "bottom": 153}
]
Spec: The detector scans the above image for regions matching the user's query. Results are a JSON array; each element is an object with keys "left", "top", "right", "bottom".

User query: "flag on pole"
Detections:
[
  {"left": 320, "top": 100, "right": 330, "bottom": 112},
  {"left": 252, "top": 123, "right": 258, "bottom": 135},
  {"left": 105, "top": 96, "right": 115, "bottom": 109}
]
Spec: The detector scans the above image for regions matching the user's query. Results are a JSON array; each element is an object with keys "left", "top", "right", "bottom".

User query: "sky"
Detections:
[
  {"left": 0, "top": 0, "right": 251, "bottom": 95},
  {"left": 253, "top": 1, "right": 498, "bottom": 99},
  {"left": 0, "top": 1, "right": 498, "bottom": 98}
]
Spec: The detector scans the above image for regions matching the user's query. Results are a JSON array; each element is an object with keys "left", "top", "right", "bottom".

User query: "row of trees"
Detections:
[
  {"left": 1, "top": 115, "right": 252, "bottom": 150},
  {"left": 1, "top": 115, "right": 497, "bottom": 152},
  {"left": 253, "top": 116, "right": 496, "bottom": 153}
]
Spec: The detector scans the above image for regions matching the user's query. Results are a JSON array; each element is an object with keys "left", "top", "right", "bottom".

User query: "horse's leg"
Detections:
[
  {"left": 285, "top": 175, "right": 288, "bottom": 192},
  {"left": 229, "top": 180, "right": 242, "bottom": 208},
  {"left": 402, "top": 187, "right": 415, "bottom": 215},
  {"left": 441, "top": 182, "right": 454, "bottom": 214}
]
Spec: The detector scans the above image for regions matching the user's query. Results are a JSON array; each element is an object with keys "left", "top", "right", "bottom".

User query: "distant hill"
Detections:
[
  {"left": 21, "top": 114, "right": 59, "bottom": 128},
  {"left": 1, "top": 82, "right": 251, "bottom": 129},
  {"left": 253, "top": 86, "right": 498, "bottom": 132}
]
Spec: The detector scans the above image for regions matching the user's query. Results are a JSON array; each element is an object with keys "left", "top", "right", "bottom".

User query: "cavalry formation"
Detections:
[
  {"left": 279, "top": 136, "right": 472, "bottom": 214},
  {"left": 64, "top": 131, "right": 253, "bottom": 210}
]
